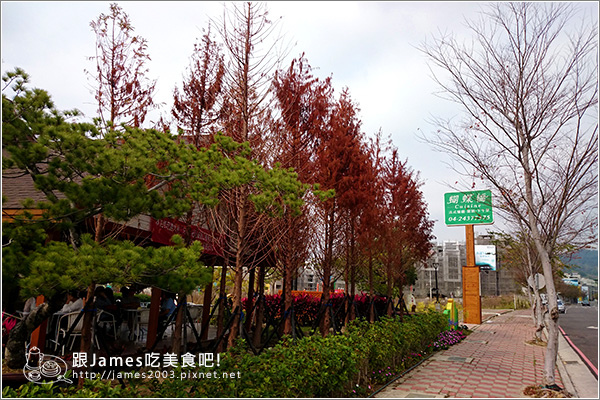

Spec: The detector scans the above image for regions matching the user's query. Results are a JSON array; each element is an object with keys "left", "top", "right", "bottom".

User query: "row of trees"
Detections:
[
  {"left": 420, "top": 2, "right": 598, "bottom": 388},
  {"left": 165, "top": 2, "right": 434, "bottom": 346},
  {"left": 3, "top": 1, "right": 434, "bottom": 368},
  {"left": 2, "top": 66, "right": 309, "bottom": 366}
]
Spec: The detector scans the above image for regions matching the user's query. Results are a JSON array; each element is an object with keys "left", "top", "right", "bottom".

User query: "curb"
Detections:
[
  {"left": 555, "top": 330, "right": 578, "bottom": 397},
  {"left": 559, "top": 325, "right": 598, "bottom": 377},
  {"left": 543, "top": 324, "right": 598, "bottom": 398},
  {"left": 554, "top": 325, "right": 599, "bottom": 399}
]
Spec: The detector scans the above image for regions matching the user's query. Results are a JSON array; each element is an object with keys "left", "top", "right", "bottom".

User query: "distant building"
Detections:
[
  {"left": 562, "top": 273, "right": 581, "bottom": 287},
  {"left": 413, "top": 235, "right": 519, "bottom": 299},
  {"left": 272, "top": 235, "right": 520, "bottom": 298},
  {"left": 579, "top": 278, "right": 598, "bottom": 301},
  {"left": 565, "top": 273, "right": 598, "bottom": 301},
  {"left": 270, "top": 265, "right": 346, "bottom": 295}
]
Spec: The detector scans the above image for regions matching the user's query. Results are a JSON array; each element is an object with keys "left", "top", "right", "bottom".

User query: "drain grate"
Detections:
[
  {"left": 433, "top": 355, "right": 474, "bottom": 363},
  {"left": 563, "top": 360, "right": 580, "bottom": 365},
  {"left": 389, "top": 391, "right": 443, "bottom": 398}
]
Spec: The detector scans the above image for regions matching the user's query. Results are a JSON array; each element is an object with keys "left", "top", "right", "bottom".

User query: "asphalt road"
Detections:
[{"left": 558, "top": 301, "right": 598, "bottom": 371}]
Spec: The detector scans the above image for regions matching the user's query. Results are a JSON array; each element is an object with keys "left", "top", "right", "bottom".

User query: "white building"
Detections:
[{"left": 413, "top": 236, "right": 519, "bottom": 299}]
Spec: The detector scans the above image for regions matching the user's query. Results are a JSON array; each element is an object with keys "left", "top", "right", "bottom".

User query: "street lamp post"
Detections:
[
  {"left": 433, "top": 262, "right": 440, "bottom": 304},
  {"left": 429, "top": 270, "right": 432, "bottom": 300}
]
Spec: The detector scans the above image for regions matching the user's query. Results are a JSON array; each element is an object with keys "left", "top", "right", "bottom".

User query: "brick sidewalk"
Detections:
[{"left": 375, "top": 309, "right": 563, "bottom": 398}]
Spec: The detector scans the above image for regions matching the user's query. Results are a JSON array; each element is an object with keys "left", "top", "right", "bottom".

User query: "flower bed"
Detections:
[{"left": 243, "top": 292, "right": 390, "bottom": 326}]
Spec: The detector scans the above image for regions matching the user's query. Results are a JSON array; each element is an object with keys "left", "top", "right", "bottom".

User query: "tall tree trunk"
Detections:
[
  {"left": 532, "top": 230, "right": 560, "bottom": 387},
  {"left": 533, "top": 291, "right": 545, "bottom": 342},
  {"left": 171, "top": 292, "right": 187, "bottom": 355},
  {"left": 368, "top": 251, "right": 375, "bottom": 322},
  {"left": 200, "top": 266, "right": 214, "bottom": 341},
  {"left": 343, "top": 240, "right": 350, "bottom": 326},
  {"left": 94, "top": 214, "right": 105, "bottom": 243},
  {"left": 397, "top": 284, "right": 404, "bottom": 322},
  {"left": 349, "top": 225, "right": 356, "bottom": 321},
  {"left": 78, "top": 283, "right": 96, "bottom": 387},
  {"left": 78, "top": 214, "right": 105, "bottom": 386},
  {"left": 244, "top": 266, "right": 255, "bottom": 333},
  {"left": 522, "top": 137, "right": 559, "bottom": 386},
  {"left": 228, "top": 197, "right": 247, "bottom": 348},
  {"left": 252, "top": 264, "right": 265, "bottom": 348},
  {"left": 525, "top": 247, "right": 545, "bottom": 341},
  {"left": 386, "top": 262, "right": 394, "bottom": 316},
  {"left": 216, "top": 261, "right": 228, "bottom": 352},
  {"left": 228, "top": 253, "right": 244, "bottom": 348},
  {"left": 319, "top": 208, "right": 334, "bottom": 336},
  {"left": 283, "top": 260, "right": 294, "bottom": 335}
]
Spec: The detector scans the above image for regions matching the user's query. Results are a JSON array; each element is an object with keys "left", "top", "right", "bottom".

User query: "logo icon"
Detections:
[{"left": 23, "top": 346, "right": 73, "bottom": 384}]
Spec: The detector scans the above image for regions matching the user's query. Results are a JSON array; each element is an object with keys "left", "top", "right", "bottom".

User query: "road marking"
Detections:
[{"left": 587, "top": 326, "right": 598, "bottom": 330}]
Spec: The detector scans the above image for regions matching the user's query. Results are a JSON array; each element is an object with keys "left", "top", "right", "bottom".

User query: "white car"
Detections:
[{"left": 557, "top": 299, "right": 566, "bottom": 313}]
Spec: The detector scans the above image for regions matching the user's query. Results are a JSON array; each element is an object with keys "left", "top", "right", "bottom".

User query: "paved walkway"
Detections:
[{"left": 375, "top": 309, "right": 578, "bottom": 398}]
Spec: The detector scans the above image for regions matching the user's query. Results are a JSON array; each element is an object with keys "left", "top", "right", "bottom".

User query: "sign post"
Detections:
[
  {"left": 444, "top": 189, "right": 494, "bottom": 325},
  {"left": 463, "top": 225, "right": 481, "bottom": 324},
  {"left": 444, "top": 190, "right": 493, "bottom": 226}
]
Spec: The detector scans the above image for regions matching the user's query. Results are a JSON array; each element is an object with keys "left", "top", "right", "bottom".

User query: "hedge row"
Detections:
[{"left": 3, "top": 312, "right": 453, "bottom": 398}]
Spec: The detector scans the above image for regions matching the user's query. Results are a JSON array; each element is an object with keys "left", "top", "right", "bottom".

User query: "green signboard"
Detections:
[{"left": 444, "top": 189, "right": 493, "bottom": 226}]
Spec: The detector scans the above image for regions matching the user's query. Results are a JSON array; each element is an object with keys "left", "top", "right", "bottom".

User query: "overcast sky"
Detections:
[{"left": 2, "top": 1, "right": 597, "bottom": 243}]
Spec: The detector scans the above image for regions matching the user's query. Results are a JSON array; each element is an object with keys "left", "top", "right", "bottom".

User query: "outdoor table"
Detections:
[{"left": 122, "top": 308, "right": 141, "bottom": 341}]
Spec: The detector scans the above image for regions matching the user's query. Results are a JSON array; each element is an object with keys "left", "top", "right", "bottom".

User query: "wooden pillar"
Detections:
[
  {"left": 244, "top": 267, "right": 256, "bottom": 332},
  {"left": 200, "top": 281, "right": 213, "bottom": 341},
  {"left": 463, "top": 225, "right": 482, "bottom": 324},
  {"left": 29, "top": 295, "right": 47, "bottom": 351},
  {"left": 466, "top": 225, "right": 475, "bottom": 267},
  {"left": 146, "top": 287, "right": 162, "bottom": 350}
]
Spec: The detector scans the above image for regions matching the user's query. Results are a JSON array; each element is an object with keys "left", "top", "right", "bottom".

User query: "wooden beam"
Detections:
[{"left": 2, "top": 209, "right": 45, "bottom": 222}]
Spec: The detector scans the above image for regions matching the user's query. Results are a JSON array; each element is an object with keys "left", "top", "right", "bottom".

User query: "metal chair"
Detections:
[
  {"left": 187, "top": 304, "right": 203, "bottom": 332},
  {"left": 96, "top": 310, "right": 118, "bottom": 339},
  {"left": 55, "top": 312, "right": 83, "bottom": 355}
]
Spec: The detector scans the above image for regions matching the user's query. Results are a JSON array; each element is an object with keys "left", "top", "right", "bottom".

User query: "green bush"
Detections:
[
  {"left": 1, "top": 372, "right": 132, "bottom": 398},
  {"left": 135, "top": 293, "right": 152, "bottom": 303},
  {"left": 3, "top": 312, "right": 449, "bottom": 398},
  {"left": 185, "top": 312, "right": 448, "bottom": 398},
  {"left": 346, "top": 312, "right": 447, "bottom": 384}
]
